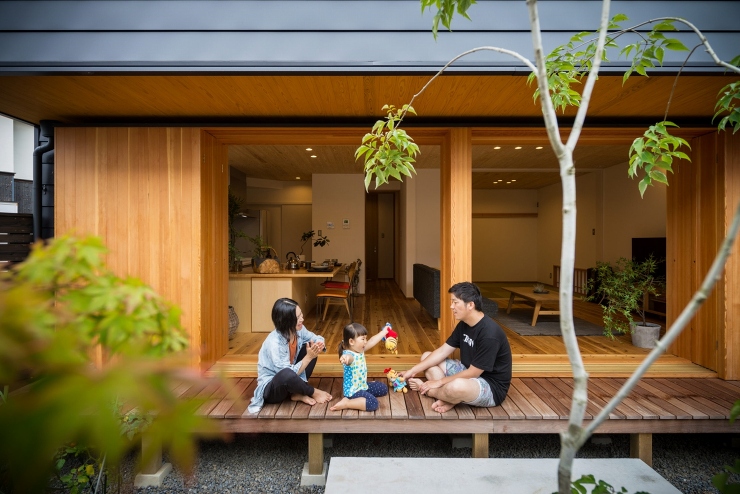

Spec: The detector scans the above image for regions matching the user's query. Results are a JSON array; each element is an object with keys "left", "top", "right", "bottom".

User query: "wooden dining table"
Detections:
[{"left": 502, "top": 286, "right": 560, "bottom": 326}]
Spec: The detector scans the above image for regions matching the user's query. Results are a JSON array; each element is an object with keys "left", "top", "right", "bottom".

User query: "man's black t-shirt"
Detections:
[{"left": 446, "top": 315, "right": 512, "bottom": 406}]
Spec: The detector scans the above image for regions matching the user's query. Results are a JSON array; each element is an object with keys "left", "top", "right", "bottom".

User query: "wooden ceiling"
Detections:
[{"left": 0, "top": 73, "right": 725, "bottom": 189}]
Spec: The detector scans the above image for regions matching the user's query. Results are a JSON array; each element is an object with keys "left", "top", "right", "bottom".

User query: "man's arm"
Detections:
[{"left": 399, "top": 343, "right": 456, "bottom": 380}]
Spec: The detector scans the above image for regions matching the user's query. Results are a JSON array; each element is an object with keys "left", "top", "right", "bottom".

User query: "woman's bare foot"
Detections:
[
  {"left": 291, "top": 393, "right": 316, "bottom": 406},
  {"left": 329, "top": 397, "right": 350, "bottom": 411},
  {"left": 408, "top": 378, "right": 424, "bottom": 391},
  {"left": 431, "top": 399, "right": 455, "bottom": 413},
  {"left": 311, "top": 388, "right": 333, "bottom": 404}
]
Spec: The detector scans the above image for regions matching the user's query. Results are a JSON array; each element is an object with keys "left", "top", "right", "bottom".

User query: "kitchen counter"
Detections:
[
  {"left": 229, "top": 264, "right": 343, "bottom": 278},
  {"left": 228, "top": 264, "right": 345, "bottom": 333}
]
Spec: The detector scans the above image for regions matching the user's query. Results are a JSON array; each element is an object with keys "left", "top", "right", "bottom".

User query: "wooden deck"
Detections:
[{"left": 209, "top": 280, "right": 715, "bottom": 378}]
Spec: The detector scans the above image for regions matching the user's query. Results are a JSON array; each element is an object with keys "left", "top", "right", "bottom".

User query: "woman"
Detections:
[{"left": 247, "top": 298, "right": 333, "bottom": 414}]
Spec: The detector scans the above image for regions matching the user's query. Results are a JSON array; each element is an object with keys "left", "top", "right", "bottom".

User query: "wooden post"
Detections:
[
  {"left": 308, "top": 433, "right": 324, "bottom": 475},
  {"left": 140, "top": 433, "right": 162, "bottom": 475},
  {"left": 630, "top": 433, "right": 652, "bottom": 466},
  {"left": 439, "top": 128, "right": 473, "bottom": 342},
  {"left": 472, "top": 433, "right": 489, "bottom": 458}
]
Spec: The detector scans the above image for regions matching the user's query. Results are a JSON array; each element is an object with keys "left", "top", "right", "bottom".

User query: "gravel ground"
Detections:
[{"left": 119, "top": 432, "right": 739, "bottom": 494}]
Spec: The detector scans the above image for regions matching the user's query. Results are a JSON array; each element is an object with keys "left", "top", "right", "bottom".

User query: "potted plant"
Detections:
[
  {"left": 246, "top": 234, "right": 273, "bottom": 268},
  {"left": 586, "top": 256, "right": 664, "bottom": 347},
  {"left": 228, "top": 190, "right": 248, "bottom": 271}
]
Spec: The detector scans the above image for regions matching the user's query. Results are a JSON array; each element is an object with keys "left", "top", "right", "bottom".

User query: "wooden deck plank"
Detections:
[
  {"left": 210, "top": 378, "right": 252, "bottom": 418},
  {"left": 647, "top": 379, "right": 721, "bottom": 418},
  {"left": 596, "top": 379, "right": 664, "bottom": 420},
  {"left": 367, "top": 388, "right": 392, "bottom": 420},
  {"left": 455, "top": 403, "right": 477, "bottom": 420},
  {"left": 668, "top": 379, "right": 736, "bottom": 411},
  {"left": 308, "top": 378, "right": 334, "bottom": 419},
  {"left": 608, "top": 378, "right": 679, "bottom": 420},
  {"left": 324, "top": 378, "right": 345, "bottom": 420},
  {"left": 499, "top": 388, "right": 526, "bottom": 420},
  {"left": 661, "top": 379, "right": 733, "bottom": 418},
  {"left": 388, "top": 388, "right": 409, "bottom": 419},
  {"left": 418, "top": 390, "right": 443, "bottom": 420},
  {"left": 585, "top": 379, "right": 638, "bottom": 419},
  {"left": 275, "top": 398, "right": 297, "bottom": 419},
  {"left": 236, "top": 380, "right": 261, "bottom": 418},
  {"left": 291, "top": 378, "right": 319, "bottom": 419},
  {"left": 512, "top": 378, "right": 559, "bottom": 419},
  {"left": 695, "top": 378, "right": 740, "bottom": 403},
  {"left": 197, "top": 380, "right": 236, "bottom": 417},
  {"left": 526, "top": 378, "right": 574, "bottom": 419},
  {"left": 405, "top": 389, "right": 426, "bottom": 420},
  {"left": 548, "top": 378, "right": 605, "bottom": 419},
  {"left": 506, "top": 383, "right": 544, "bottom": 419},
  {"left": 634, "top": 380, "right": 708, "bottom": 420}
]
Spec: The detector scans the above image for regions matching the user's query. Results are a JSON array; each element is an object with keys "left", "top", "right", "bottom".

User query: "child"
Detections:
[{"left": 329, "top": 322, "right": 389, "bottom": 412}]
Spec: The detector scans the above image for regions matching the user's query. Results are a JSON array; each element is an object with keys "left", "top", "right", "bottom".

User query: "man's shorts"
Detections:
[{"left": 444, "top": 358, "right": 496, "bottom": 407}]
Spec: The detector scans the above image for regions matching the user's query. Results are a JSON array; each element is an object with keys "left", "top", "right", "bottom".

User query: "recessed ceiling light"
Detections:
[
  {"left": 506, "top": 181, "right": 512, "bottom": 184},
  {"left": 515, "top": 146, "right": 522, "bottom": 150},
  {"left": 492, "top": 182, "right": 497, "bottom": 184},
  {"left": 536, "top": 146, "right": 543, "bottom": 150},
  {"left": 310, "top": 155, "right": 317, "bottom": 158},
  {"left": 494, "top": 146, "right": 501, "bottom": 150},
  {"left": 511, "top": 179, "right": 517, "bottom": 182},
  {"left": 497, "top": 179, "right": 503, "bottom": 182},
  {"left": 306, "top": 148, "right": 312, "bottom": 151},
  {"left": 296, "top": 177, "right": 301, "bottom": 180}
]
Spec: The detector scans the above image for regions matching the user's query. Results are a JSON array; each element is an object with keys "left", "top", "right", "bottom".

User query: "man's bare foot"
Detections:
[
  {"left": 291, "top": 393, "right": 316, "bottom": 406},
  {"left": 312, "top": 388, "right": 333, "bottom": 404},
  {"left": 431, "top": 399, "right": 456, "bottom": 413},
  {"left": 329, "top": 397, "right": 350, "bottom": 411},
  {"left": 408, "top": 378, "right": 424, "bottom": 391}
]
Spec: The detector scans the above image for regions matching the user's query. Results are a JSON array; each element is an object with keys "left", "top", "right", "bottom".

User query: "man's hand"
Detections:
[
  {"left": 418, "top": 379, "right": 443, "bottom": 395},
  {"left": 398, "top": 369, "right": 416, "bottom": 381}
]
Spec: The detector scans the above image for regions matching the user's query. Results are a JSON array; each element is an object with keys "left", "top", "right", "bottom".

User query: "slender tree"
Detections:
[{"left": 355, "top": 1, "right": 740, "bottom": 491}]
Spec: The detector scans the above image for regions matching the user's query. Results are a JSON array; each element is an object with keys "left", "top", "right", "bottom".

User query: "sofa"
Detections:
[{"left": 413, "top": 264, "right": 440, "bottom": 318}]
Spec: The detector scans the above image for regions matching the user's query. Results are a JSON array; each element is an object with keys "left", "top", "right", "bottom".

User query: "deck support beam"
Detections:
[
  {"left": 472, "top": 433, "right": 489, "bottom": 458},
  {"left": 301, "top": 433, "right": 328, "bottom": 486},
  {"left": 134, "top": 433, "right": 172, "bottom": 487},
  {"left": 630, "top": 433, "right": 652, "bottom": 466}
]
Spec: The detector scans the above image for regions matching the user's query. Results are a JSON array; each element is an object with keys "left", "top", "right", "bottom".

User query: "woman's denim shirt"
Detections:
[{"left": 247, "top": 326, "right": 324, "bottom": 414}]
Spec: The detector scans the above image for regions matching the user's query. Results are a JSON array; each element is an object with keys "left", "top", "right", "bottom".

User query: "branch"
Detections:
[
  {"left": 566, "top": 0, "right": 612, "bottom": 150},
  {"left": 582, "top": 198, "right": 740, "bottom": 440},
  {"left": 398, "top": 46, "right": 537, "bottom": 123}
]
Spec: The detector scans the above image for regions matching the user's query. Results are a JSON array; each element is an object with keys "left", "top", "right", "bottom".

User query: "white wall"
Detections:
[
  {"left": 377, "top": 193, "right": 395, "bottom": 278},
  {"left": 399, "top": 169, "right": 440, "bottom": 297},
  {"left": 0, "top": 117, "right": 13, "bottom": 173},
  {"left": 602, "top": 163, "right": 666, "bottom": 263},
  {"left": 472, "top": 189, "right": 538, "bottom": 282},
  {"left": 537, "top": 172, "right": 603, "bottom": 283},
  {"left": 312, "top": 174, "right": 366, "bottom": 293},
  {"left": 13, "top": 120, "right": 34, "bottom": 180}
]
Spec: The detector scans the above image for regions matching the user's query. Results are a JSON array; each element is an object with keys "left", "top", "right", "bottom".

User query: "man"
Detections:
[{"left": 400, "top": 281, "right": 512, "bottom": 412}]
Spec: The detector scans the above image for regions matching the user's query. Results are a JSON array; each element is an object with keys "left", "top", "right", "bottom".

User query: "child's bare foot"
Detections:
[
  {"left": 291, "top": 393, "right": 316, "bottom": 405},
  {"left": 431, "top": 399, "right": 455, "bottom": 413},
  {"left": 408, "top": 378, "right": 424, "bottom": 391},
  {"left": 312, "top": 388, "right": 333, "bottom": 404},
  {"left": 329, "top": 397, "right": 350, "bottom": 411}
]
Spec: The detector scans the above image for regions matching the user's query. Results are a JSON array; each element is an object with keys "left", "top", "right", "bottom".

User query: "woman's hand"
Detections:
[{"left": 305, "top": 340, "right": 322, "bottom": 360}]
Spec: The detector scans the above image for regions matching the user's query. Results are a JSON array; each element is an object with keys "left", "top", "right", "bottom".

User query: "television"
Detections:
[{"left": 631, "top": 237, "right": 666, "bottom": 280}]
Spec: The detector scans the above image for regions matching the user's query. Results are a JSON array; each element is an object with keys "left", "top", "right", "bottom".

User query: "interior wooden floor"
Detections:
[{"left": 207, "top": 280, "right": 716, "bottom": 379}]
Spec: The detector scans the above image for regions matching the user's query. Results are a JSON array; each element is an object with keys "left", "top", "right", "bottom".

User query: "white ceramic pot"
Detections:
[{"left": 630, "top": 322, "right": 661, "bottom": 348}]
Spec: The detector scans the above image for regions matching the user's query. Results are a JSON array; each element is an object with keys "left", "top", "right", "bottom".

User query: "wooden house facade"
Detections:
[{"left": 1, "top": 1, "right": 739, "bottom": 378}]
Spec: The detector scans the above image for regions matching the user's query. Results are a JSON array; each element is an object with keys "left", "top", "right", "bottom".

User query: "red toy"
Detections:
[{"left": 382, "top": 322, "right": 398, "bottom": 354}]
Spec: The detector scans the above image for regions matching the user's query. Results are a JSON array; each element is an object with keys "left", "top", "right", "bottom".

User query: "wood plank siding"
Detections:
[
  {"left": 55, "top": 128, "right": 228, "bottom": 369},
  {"left": 667, "top": 131, "right": 740, "bottom": 379}
]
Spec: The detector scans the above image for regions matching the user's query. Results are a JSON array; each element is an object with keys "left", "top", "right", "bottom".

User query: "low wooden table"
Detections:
[{"left": 502, "top": 286, "right": 560, "bottom": 326}]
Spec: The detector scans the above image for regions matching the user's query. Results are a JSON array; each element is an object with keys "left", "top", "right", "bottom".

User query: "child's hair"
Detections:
[{"left": 337, "top": 322, "right": 368, "bottom": 357}]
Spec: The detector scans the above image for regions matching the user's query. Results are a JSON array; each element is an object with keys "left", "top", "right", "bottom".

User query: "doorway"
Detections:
[{"left": 365, "top": 192, "right": 396, "bottom": 281}]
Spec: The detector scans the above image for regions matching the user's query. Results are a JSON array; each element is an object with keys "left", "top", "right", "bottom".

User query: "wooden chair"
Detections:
[{"left": 317, "top": 263, "right": 356, "bottom": 321}]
